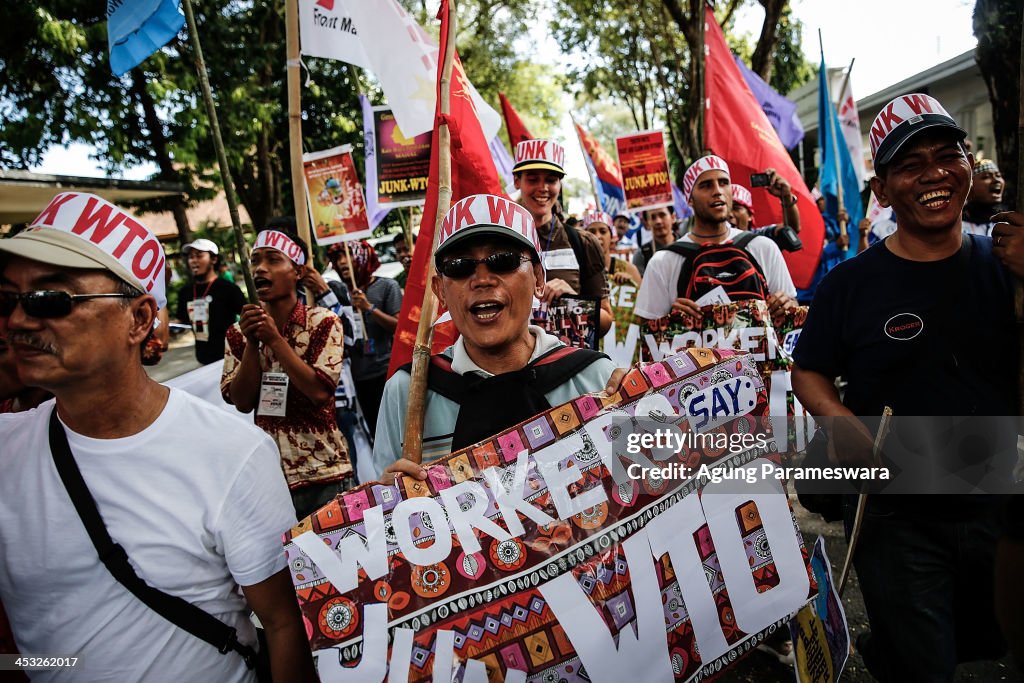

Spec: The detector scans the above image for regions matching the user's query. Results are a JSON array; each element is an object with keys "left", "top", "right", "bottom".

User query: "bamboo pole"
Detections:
[
  {"left": 404, "top": 205, "right": 415, "bottom": 261},
  {"left": 285, "top": 0, "right": 314, "bottom": 303},
  {"left": 819, "top": 31, "right": 848, "bottom": 241},
  {"left": 180, "top": 0, "right": 257, "bottom": 303},
  {"left": 837, "top": 407, "right": 893, "bottom": 597},
  {"left": 1016, "top": 19, "right": 1024, "bottom": 415},
  {"left": 401, "top": 3, "right": 458, "bottom": 466}
]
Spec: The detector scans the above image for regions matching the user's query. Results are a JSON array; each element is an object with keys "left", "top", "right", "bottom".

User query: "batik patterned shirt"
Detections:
[{"left": 222, "top": 301, "right": 351, "bottom": 488}]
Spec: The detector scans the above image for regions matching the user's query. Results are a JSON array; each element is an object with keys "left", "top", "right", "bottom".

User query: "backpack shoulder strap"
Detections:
[
  {"left": 563, "top": 220, "right": 587, "bottom": 268},
  {"left": 528, "top": 345, "right": 609, "bottom": 394},
  {"left": 665, "top": 240, "right": 701, "bottom": 298},
  {"left": 732, "top": 231, "right": 758, "bottom": 250}
]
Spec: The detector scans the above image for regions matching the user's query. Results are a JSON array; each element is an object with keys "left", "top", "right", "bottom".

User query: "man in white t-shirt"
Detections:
[
  {"left": 0, "top": 193, "right": 315, "bottom": 682},
  {"left": 634, "top": 155, "right": 797, "bottom": 320}
]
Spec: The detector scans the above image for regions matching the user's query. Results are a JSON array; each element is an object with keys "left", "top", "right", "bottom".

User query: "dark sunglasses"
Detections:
[
  {"left": 437, "top": 252, "right": 531, "bottom": 279},
  {"left": 0, "top": 291, "right": 137, "bottom": 319}
]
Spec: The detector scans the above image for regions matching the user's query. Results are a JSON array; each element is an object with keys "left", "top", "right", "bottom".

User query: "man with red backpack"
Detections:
[{"left": 634, "top": 155, "right": 796, "bottom": 320}]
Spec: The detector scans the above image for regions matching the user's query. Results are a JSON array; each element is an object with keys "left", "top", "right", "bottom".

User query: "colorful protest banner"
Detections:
[
  {"left": 302, "top": 145, "right": 372, "bottom": 245},
  {"left": 372, "top": 107, "right": 431, "bottom": 208},
  {"left": 615, "top": 130, "right": 673, "bottom": 213},
  {"left": 790, "top": 536, "right": 850, "bottom": 683},
  {"left": 531, "top": 296, "right": 599, "bottom": 350},
  {"left": 640, "top": 301, "right": 813, "bottom": 451},
  {"left": 602, "top": 272, "right": 641, "bottom": 367},
  {"left": 286, "top": 348, "right": 822, "bottom": 681}
]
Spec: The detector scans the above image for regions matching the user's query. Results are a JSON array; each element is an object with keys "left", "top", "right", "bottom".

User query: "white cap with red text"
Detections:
[
  {"left": 868, "top": 93, "right": 967, "bottom": 167},
  {"left": 512, "top": 139, "right": 566, "bottom": 175},
  {"left": 0, "top": 192, "right": 167, "bottom": 309},
  {"left": 731, "top": 184, "right": 753, "bottom": 211},
  {"left": 434, "top": 194, "right": 540, "bottom": 264},
  {"left": 582, "top": 210, "right": 613, "bottom": 229},
  {"left": 682, "top": 155, "right": 731, "bottom": 201},
  {"left": 254, "top": 230, "right": 307, "bottom": 265}
]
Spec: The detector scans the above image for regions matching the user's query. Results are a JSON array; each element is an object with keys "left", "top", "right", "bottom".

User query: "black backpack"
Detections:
[{"left": 668, "top": 232, "right": 770, "bottom": 301}]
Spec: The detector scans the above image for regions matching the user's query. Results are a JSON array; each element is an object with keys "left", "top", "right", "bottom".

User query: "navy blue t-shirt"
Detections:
[{"left": 795, "top": 235, "right": 1017, "bottom": 416}]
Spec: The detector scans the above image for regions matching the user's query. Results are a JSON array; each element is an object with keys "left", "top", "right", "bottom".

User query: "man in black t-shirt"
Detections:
[
  {"left": 793, "top": 94, "right": 1019, "bottom": 681},
  {"left": 176, "top": 239, "right": 245, "bottom": 365}
]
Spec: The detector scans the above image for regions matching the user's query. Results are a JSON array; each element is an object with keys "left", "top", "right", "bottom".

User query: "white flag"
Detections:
[
  {"left": 837, "top": 77, "right": 866, "bottom": 187},
  {"left": 298, "top": 0, "right": 370, "bottom": 68},
  {"left": 340, "top": 0, "right": 500, "bottom": 140}
]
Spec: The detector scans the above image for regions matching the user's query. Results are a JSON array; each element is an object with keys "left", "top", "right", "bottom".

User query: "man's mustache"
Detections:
[{"left": 7, "top": 333, "right": 59, "bottom": 355}]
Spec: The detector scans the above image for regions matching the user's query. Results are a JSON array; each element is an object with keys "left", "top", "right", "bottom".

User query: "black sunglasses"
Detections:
[
  {"left": 437, "top": 252, "right": 531, "bottom": 279},
  {"left": 0, "top": 291, "right": 137, "bottom": 319}
]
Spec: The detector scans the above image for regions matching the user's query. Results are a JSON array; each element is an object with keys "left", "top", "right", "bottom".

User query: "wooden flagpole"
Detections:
[
  {"left": 695, "top": 2, "right": 706, "bottom": 152},
  {"left": 285, "top": 0, "right": 315, "bottom": 300},
  {"left": 400, "top": 2, "right": 458, "bottom": 465},
  {"left": 180, "top": 0, "right": 257, "bottom": 304},
  {"left": 819, "top": 31, "right": 848, "bottom": 240},
  {"left": 838, "top": 407, "right": 892, "bottom": 597}
]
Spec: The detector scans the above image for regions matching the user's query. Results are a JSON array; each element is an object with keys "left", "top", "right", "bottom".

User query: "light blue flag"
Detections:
[
  {"left": 108, "top": 0, "right": 185, "bottom": 76},
  {"left": 817, "top": 56, "right": 864, "bottom": 260}
]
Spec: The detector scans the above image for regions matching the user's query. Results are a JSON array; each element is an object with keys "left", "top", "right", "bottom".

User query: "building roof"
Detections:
[{"left": 0, "top": 169, "right": 184, "bottom": 230}]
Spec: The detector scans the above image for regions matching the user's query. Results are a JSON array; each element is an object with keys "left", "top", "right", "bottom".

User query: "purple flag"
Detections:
[{"left": 733, "top": 55, "right": 804, "bottom": 150}]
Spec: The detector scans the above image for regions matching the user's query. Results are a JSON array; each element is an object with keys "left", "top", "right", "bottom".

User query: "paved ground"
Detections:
[
  {"left": 719, "top": 501, "right": 1023, "bottom": 682},
  {"left": 145, "top": 333, "right": 200, "bottom": 383}
]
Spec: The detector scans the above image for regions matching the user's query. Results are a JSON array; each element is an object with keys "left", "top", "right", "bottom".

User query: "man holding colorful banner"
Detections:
[{"left": 372, "top": 194, "right": 618, "bottom": 478}]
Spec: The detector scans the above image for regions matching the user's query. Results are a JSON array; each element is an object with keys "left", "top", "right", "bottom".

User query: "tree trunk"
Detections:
[
  {"left": 130, "top": 68, "right": 193, "bottom": 245},
  {"left": 661, "top": 0, "right": 705, "bottom": 162},
  {"left": 751, "top": 0, "right": 786, "bottom": 83},
  {"left": 974, "top": 0, "right": 1022, "bottom": 210}
]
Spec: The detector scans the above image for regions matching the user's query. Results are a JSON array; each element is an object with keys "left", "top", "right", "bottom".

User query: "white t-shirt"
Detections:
[
  {"left": 633, "top": 227, "right": 797, "bottom": 319},
  {"left": 0, "top": 389, "right": 296, "bottom": 682}
]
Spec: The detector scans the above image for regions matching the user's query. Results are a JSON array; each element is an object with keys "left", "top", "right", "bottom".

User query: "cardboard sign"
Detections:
[
  {"left": 372, "top": 107, "right": 431, "bottom": 208},
  {"left": 531, "top": 295, "right": 599, "bottom": 350},
  {"left": 615, "top": 130, "right": 673, "bottom": 212},
  {"left": 601, "top": 274, "right": 641, "bottom": 367},
  {"left": 790, "top": 536, "right": 850, "bottom": 683},
  {"left": 640, "top": 301, "right": 813, "bottom": 451},
  {"left": 302, "top": 145, "right": 372, "bottom": 245},
  {"left": 286, "top": 349, "right": 820, "bottom": 681}
]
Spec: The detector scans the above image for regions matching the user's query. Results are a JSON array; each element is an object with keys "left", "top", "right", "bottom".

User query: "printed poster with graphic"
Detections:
[
  {"left": 790, "top": 536, "right": 850, "bottom": 683},
  {"left": 373, "top": 107, "right": 431, "bottom": 208},
  {"left": 285, "top": 348, "right": 827, "bottom": 682},
  {"left": 615, "top": 130, "right": 673, "bottom": 212},
  {"left": 303, "top": 145, "right": 372, "bottom": 246},
  {"left": 532, "top": 296, "right": 599, "bottom": 350},
  {"left": 640, "top": 301, "right": 813, "bottom": 451},
  {"left": 601, "top": 271, "right": 641, "bottom": 367}
]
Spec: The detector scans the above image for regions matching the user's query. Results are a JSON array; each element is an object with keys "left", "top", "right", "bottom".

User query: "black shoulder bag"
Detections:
[{"left": 47, "top": 409, "right": 270, "bottom": 680}]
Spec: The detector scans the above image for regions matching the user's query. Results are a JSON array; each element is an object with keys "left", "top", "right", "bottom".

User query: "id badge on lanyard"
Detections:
[
  {"left": 257, "top": 371, "right": 289, "bottom": 417},
  {"left": 186, "top": 298, "right": 211, "bottom": 342}
]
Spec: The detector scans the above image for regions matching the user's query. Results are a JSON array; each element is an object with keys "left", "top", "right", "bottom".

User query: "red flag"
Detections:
[
  {"left": 704, "top": 5, "right": 823, "bottom": 288},
  {"left": 499, "top": 92, "right": 535, "bottom": 148},
  {"left": 387, "top": 0, "right": 506, "bottom": 377}
]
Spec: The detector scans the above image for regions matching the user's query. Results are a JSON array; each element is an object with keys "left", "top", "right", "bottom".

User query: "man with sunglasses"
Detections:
[
  {"left": 0, "top": 193, "right": 315, "bottom": 682},
  {"left": 371, "top": 193, "right": 621, "bottom": 481}
]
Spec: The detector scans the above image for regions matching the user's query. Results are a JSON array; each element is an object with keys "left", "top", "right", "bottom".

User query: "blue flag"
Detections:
[
  {"left": 817, "top": 56, "right": 864, "bottom": 259},
  {"left": 108, "top": 0, "right": 185, "bottom": 76},
  {"left": 733, "top": 55, "right": 804, "bottom": 150}
]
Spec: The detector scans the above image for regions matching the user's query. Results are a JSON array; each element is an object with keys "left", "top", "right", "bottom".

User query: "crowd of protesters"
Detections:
[{"left": 1, "top": 93, "right": 1023, "bottom": 682}]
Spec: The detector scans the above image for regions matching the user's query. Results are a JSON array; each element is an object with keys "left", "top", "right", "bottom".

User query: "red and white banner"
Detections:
[{"left": 615, "top": 130, "right": 673, "bottom": 213}]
